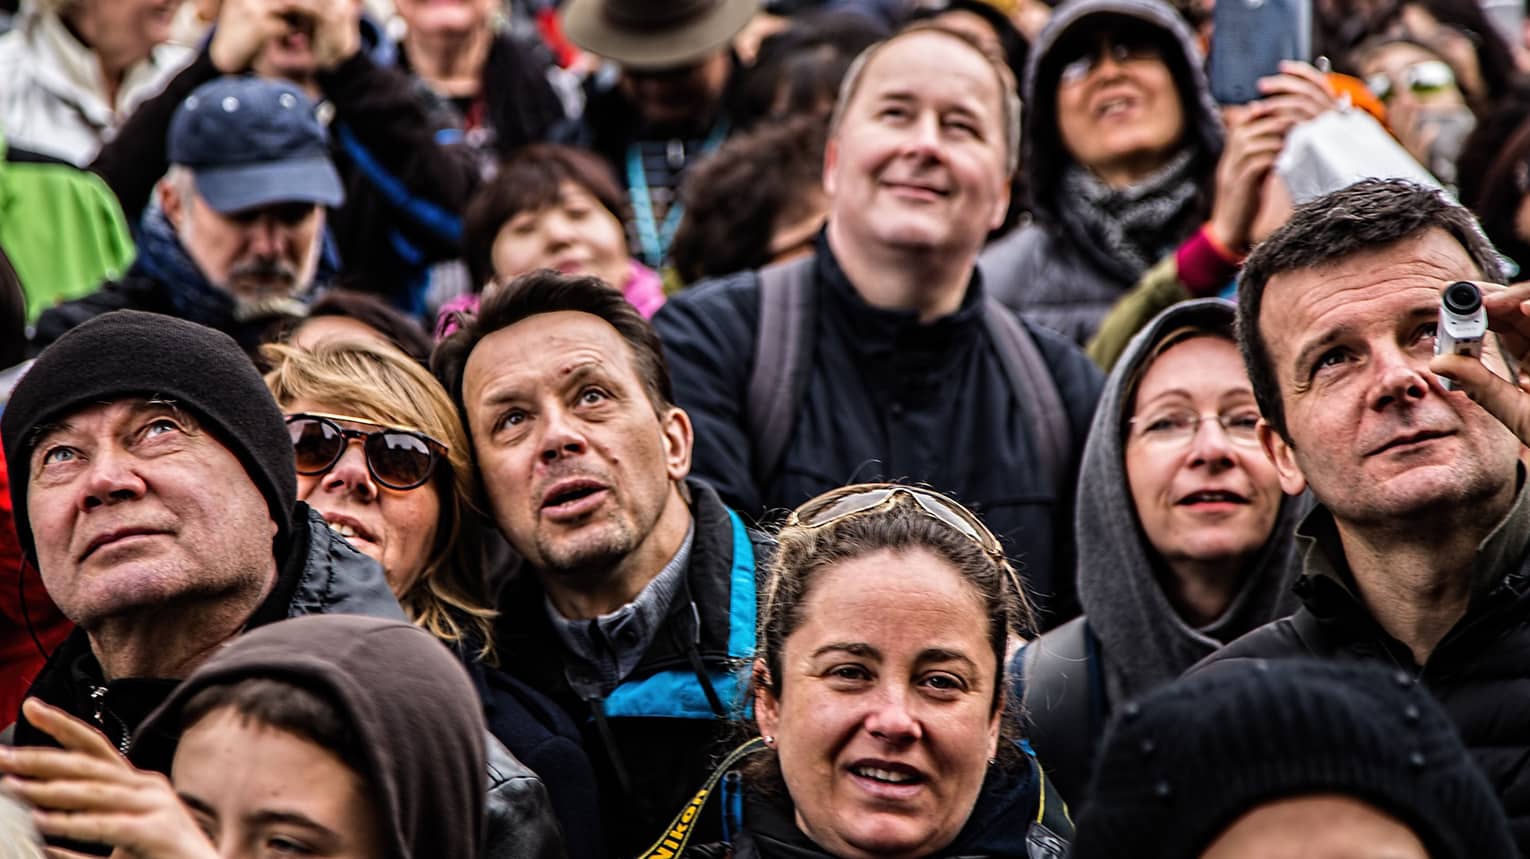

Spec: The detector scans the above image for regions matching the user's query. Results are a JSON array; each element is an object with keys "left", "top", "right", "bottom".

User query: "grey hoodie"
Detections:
[
  {"left": 1075, "top": 299, "right": 1303, "bottom": 701},
  {"left": 1020, "top": 299, "right": 1304, "bottom": 803},
  {"left": 983, "top": 0, "right": 1225, "bottom": 345}
]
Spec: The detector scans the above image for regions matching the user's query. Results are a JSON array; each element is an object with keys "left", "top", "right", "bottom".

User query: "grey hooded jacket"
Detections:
[
  {"left": 1017, "top": 300, "right": 1304, "bottom": 804},
  {"left": 982, "top": 0, "right": 1224, "bottom": 346}
]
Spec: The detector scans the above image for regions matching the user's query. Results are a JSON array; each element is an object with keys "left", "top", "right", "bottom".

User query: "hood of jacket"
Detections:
[
  {"left": 134, "top": 614, "right": 485, "bottom": 859},
  {"left": 1075, "top": 299, "right": 1304, "bottom": 701},
  {"left": 1021, "top": 0, "right": 1223, "bottom": 223}
]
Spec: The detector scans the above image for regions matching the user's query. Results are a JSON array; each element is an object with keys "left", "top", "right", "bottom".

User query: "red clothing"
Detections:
[{"left": 0, "top": 452, "right": 72, "bottom": 725}]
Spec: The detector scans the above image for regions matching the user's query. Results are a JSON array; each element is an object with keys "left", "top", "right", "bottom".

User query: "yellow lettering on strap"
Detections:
[{"left": 636, "top": 737, "right": 768, "bottom": 859}]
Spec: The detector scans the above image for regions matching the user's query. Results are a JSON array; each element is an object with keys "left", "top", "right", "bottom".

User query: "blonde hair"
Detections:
[{"left": 262, "top": 337, "right": 497, "bottom": 662}]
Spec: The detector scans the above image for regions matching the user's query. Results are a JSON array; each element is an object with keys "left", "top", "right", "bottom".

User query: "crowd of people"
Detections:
[{"left": 3, "top": 0, "right": 1530, "bottom": 856}]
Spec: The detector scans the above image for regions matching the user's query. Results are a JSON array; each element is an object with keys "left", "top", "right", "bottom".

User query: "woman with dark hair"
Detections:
[
  {"left": 679, "top": 484, "right": 1072, "bottom": 859},
  {"left": 442, "top": 143, "right": 665, "bottom": 337},
  {"left": 983, "top": 0, "right": 1334, "bottom": 346}
]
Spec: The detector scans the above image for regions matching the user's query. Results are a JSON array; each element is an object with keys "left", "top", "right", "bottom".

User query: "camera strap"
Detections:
[{"left": 636, "top": 736, "right": 769, "bottom": 859}]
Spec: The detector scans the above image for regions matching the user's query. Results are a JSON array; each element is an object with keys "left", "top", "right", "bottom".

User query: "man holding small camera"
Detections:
[{"left": 1198, "top": 178, "right": 1530, "bottom": 849}]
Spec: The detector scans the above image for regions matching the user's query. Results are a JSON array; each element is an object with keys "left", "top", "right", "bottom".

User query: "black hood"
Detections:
[{"left": 1021, "top": 0, "right": 1224, "bottom": 222}]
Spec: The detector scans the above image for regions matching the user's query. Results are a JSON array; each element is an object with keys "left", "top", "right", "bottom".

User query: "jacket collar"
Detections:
[
  {"left": 815, "top": 230, "right": 987, "bottom": 364},
  {"left": 1295, "top": 464, "right": 1530, "bottom": 616},
  {"left": 497, "top": 479, "right": 754, "bottom": 703}
]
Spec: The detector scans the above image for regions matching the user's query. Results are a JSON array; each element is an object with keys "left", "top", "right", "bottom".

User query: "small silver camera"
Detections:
[{"left": 1435, "top": 281, "right": 1486, "bottom": 391}]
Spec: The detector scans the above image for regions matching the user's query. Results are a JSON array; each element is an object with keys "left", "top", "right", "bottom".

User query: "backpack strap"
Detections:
[
  {"left": 747, "top": 255, "right": 818, "bottom": 490},
  {"left": 982, "top": 299, "right": 1069, "bottom": 497},
  {"left": 1016, "top": 617, "right": 1096, "bottom": 798}
]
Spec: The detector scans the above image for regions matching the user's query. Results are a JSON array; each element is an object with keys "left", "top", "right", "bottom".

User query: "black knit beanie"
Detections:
[
  {"left": 2, "top": 310, "right": 296, "bottom": 563},
  {"left": 1070, "top": 659, "right": 1516, "bottom": 859}
]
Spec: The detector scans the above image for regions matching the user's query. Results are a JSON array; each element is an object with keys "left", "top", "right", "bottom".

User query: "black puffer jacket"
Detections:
[
  {"left": 654, "top": 234, "right": 1103, "bottom": 626},
  {"left": 11, "top": 504, "right": 405, "bottom": 760},
  {"left": 981, "top": 0, "right": 1224, "bottom": 345},
  {"left": 1197, "top": 484, "right": 1530, "bottom": 854}
]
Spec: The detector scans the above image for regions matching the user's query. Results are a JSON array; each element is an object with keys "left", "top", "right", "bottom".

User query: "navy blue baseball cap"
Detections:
[{"left": 168, "top": 76, "right": 345, "bottom": 214}]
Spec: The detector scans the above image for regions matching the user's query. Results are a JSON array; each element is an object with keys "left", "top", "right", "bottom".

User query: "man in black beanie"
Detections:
[
  {"left": 0, "top": 310, "right": 403, "bottom": 773},
  {"left": 1071, "top": 659, "right": 1518, "bottom": 859}
]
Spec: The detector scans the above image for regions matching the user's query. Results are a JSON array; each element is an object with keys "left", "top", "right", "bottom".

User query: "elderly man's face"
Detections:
[
  {"left": 824, "top": 31, "right": 1010, "bottom": 258},
  {"left": 26, "top": 399, "right": 278, "bottom": 628},
  {"left": 1257, "top": 229, "right": 1523, "bottom": 527},
  {"left": 165, "top": 181, "right": 325, "bottom": 309}
]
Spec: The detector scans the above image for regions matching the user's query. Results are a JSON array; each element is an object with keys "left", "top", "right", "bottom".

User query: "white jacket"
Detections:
[{"left": 0, "top": 10, "right": 192, "bottom": 165}]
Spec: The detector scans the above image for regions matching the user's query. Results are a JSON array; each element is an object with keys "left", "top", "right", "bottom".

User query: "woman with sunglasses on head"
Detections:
[
  {"left": 983, "top": 0, "right": 1335, "bottom": 349},
  {"left": 1014, "top": 300, "right": 1302, "bottom": 808},
  {"left": 262, "top": 336, "right": 606, "bottom": 859},
  {"left": 678, "top": 483, "right": 1072, "bottom": 859},
  {"left": 1351, "top": 36, "right": 1477, "bottom": 189}
]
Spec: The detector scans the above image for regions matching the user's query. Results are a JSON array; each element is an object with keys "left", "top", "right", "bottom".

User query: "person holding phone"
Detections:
[{"left": 982, "top": 0, "right": 1334, "bottom": 351}]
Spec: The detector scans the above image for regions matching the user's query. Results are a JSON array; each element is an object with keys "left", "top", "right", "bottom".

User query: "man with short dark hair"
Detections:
[
  {"left": 435, "top": 269, "right": 772, "bottom": 856},
  {"left": 1199, "top": 178, "right": 1530, "bottom": 848},
  {"left": 654, "top": 26, "right": 1103, "bottom": 626}
]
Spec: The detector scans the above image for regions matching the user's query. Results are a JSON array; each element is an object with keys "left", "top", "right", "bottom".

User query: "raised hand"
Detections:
[
  {"left": 0, "top": 699, "right": 218, "bottom": 859},
  {"left": 1430, "top": 281, "right": 1530, "bottom": 446}
]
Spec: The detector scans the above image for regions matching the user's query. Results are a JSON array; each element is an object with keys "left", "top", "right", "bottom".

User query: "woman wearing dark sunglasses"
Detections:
[
  {"left": 261, "top": 337, "right": 607, "bottom": 859},
  {"left": 677, "top": 484, "right": 1071, "bottom": 859}
]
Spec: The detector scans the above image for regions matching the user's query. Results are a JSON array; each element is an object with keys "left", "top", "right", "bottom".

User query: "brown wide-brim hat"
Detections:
[{"left": 563, "top": 0, "right": 760, "bottom": 70}]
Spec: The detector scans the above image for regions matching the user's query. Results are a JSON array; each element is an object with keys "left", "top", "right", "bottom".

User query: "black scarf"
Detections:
[{"left": 1055, "top": 148, "right": 1199, "bottom": 284}]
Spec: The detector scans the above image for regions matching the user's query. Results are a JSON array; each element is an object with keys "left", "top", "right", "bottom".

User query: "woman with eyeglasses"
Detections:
[
  {"left": 676, "top": 483, "right": 1072, "bottom": 859},
  {"left": 984, "top": 0, "right": 1335, "bottom": 349},
  {"left": 261, "top": 337, "right": 606, "bottom": 859},
  {"left": 1013, "top": 299, "right": 1302, "bottom": 807}
]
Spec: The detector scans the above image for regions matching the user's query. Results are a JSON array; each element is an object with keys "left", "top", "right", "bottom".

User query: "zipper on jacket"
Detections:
[{"left": 89, "top": 685, "right": 131, "bottom": 754}]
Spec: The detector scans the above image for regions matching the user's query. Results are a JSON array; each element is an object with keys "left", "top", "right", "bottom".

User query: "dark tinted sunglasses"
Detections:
[
  {"left": 1057, "top": 32, "right": 1164, "bottom": 85},
  {"left": 285, "top": 413, "right": 447, "bottom": 491}
]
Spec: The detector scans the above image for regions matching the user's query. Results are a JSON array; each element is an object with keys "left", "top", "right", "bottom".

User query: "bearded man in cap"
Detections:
[
  {"left": 34, "top": 75, "right": 344, "bottom": 354},
  {"left": 562, "top": 0, "right": 756, "bottom": 267}
]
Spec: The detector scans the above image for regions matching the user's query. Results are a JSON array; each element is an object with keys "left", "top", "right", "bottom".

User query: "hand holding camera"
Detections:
[{"left": 1430, "top": 280, "right": 1530, "bottom": 445}]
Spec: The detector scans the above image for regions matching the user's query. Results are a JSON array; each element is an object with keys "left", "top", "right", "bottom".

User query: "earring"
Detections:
[{"left": 763, "top": 735, "right": 776, "bottom": 747}]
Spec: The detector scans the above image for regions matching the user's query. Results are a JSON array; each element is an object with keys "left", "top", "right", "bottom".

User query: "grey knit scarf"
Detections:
[{"left": 1057, "top": 148, "right": 1199, "bottom": 283}]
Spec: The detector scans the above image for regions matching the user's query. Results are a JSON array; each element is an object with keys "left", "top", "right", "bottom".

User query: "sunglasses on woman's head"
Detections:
[
  {"left": 792, "top": 485, "right": 1005, "bottom": 555},
  {"left": 1365, "top": 59, "right": 1456, "bottom": 103},
  {"left": 285, "top": 413, "right": 447, "bottom": 491}
]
